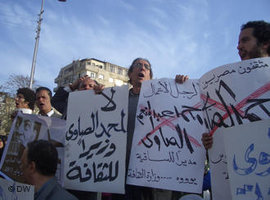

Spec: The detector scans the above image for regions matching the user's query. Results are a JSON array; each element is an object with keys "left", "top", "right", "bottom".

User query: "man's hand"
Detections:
[
  {"left": 69, "top": 75, "right": 89, "bottom": 91},
  {"left": 175, "top": 74, "right": 189, "bottom": 84},
  {"left": 201, "top": 132, "right": 213, "bottom": 150},
  {"left": 94, "top": 84, "right": 105, "bottom": 94}
]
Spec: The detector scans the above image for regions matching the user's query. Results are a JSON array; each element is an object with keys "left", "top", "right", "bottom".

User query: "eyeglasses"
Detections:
[{"left": 133, "top": 62, "right": 151, "bottom": 70}]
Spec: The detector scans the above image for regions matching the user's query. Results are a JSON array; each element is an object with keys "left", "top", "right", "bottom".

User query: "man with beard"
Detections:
[
  {"left": 202, "top": 20, "right": 270, "bottom": 149},
  {"left": 237, "top": 20, "right": 270, "bottom": 61}
]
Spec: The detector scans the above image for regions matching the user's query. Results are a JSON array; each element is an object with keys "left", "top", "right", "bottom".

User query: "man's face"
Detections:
[
  {"left": 36, "top": 90, "right": 51, "bottom": 114},
  {"left": 129, "top": 59, "right": 151, "bottom": 87},
  {"left": 24, "top": 120, "right": 32, "bottom": 132},
  {"left": 79, "top": 78, "right": 96, "bottom": 91},
  {"left": 15, "top": 93, "right": 29, "bottom": 109},
  {"left": 237, "top": 28, "right": 264, "bottom": 60}
]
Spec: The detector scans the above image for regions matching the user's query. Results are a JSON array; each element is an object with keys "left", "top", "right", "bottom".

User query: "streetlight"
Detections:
[
  {"left": 29, "top": 0, "right": 66, "bottom": 89},
  {"left": 29, "top": 0, "right": 44, "bottom": 89}
]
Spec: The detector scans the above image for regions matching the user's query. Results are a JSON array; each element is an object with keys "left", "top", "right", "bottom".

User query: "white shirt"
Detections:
[
  {"left": 46, "top": 109, "right": 55, "bottom": 117},
  {"left": 17, "top": 108, "right": 32, "bottom": 114}
]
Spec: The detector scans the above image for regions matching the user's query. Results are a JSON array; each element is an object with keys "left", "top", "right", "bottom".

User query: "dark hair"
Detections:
[
  {"left": 241, "top": 20, "right": 270, "bottom": 55},
  {"left": 36, "top": 87, "right": 52, "bottom": 100},
  {"left": 128, "top": 58, "right": 153, "bottom": 83},
  {"left": 27, "top": 140, "right": 58, "bottom": 176},
  {"left": 17, "top": 88, "right": 36, "bottom": 110}
]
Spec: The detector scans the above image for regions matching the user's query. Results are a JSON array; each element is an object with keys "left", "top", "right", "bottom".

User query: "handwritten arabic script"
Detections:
[
  {"left": 127, "top": 78, "right": 206, "bottom": 194},
  {"left": 64, "top": 86, "right": 128, "bottom": 194}
]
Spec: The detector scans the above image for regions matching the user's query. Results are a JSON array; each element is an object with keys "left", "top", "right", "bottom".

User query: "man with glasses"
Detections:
[{"left": 112, "top": 58, "right": 188, "bottom": 200}]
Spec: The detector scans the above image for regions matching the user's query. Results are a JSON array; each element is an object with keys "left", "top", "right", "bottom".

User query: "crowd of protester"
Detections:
[{"left": 0, "top": 20, "right": 269, "bottom": 200}]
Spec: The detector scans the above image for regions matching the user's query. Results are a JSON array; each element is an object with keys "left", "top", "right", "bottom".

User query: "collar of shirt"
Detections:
[
  {"left": 43, "top": 109, "right": 54, "bottom": 117},
  {"left": 64, "top": 85, "right": 72, "bottom": 92},
  {"left": 129, "top": 88, "right": 139, "bottom": 96},
  {"left": 17, "top": 108, "right": 32, "bottom": 114}
]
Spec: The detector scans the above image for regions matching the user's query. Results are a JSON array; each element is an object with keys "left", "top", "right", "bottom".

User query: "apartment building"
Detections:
[{"left": 54, "top": 58, "right": 129, "bottom": 91}]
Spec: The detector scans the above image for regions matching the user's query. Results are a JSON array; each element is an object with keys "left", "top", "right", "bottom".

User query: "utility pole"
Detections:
[{"left": 29, "top": 0, "right": 44, "bottom": 89}]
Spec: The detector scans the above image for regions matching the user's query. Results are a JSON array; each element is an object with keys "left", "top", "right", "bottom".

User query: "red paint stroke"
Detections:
[
  {"left": 209, "top": 81, "right": 270, "bottom": 136},
  {"left": 200, "top": 94, "right": 245, "bottom": 116},
  {"left": 138, "top": 102, "right": 202, "bottom": 148}
]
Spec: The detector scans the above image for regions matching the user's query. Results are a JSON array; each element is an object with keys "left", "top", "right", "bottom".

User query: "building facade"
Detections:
[{"left": 54, "top": 58, "right": 129, "bottom": 91}]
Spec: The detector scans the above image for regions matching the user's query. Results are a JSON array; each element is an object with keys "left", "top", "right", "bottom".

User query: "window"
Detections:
[
  {"left": 118, "top": 68, "right": 122, "bottom": 75},
  {"left": 91, "top": 72, "right": 96, "bottom": 78},
  {"left": 63, "top": 78, "right": 69, "bottom": 84},
  {"left": 110, "top": 65, "right": 115, "bottom": 73},
  {"left": 98, "top": 74, "right": 104, "bottom": 80},
  {"left": 87, "top": 72, "right": 96, "bottom": 78},
  {"left": 64, "top": 67, "right": 73, "bottom": 74}
]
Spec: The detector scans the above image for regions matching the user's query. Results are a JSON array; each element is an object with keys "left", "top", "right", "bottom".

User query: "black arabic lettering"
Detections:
[
  {"left": 238, "top": 60, "right": 269, "bottom": 75},
  {"left": 66, "top": 161, "right": 92, "bottom": 182},
  {"left": 210, "top": 153, "right": 227, "bottom": 164},
  {"left": 66, "top": 109, "right": 126, "bottom": 141},
  {"left": 202, "top": 80, "right": 270, "bottom": 131},
  {"left": 66, "top": 112, "right": 97, "bottom": 141},
  {"left": 93, "top": 161, "right": 119, "bottom": 182},
  {"left": 79, "top": 140, "right": 116, "bottom": 160},
  {"left": 101, "top": 88, "right": 116, "bottom": 111},
  {"left": 176, "top": 177, "right": 197, "bottom": 185},
  {"left": 96, "top": 109, "right": 126, "bottom": 138},
  {"left": 143, "top": 80, "right": 198, "bottom": 99},
  {"left": 215, "top": 69, "right": 236, "bottom": 83},
  {"left": 141, "top": 123, "right": 194, "bottom": 154}
]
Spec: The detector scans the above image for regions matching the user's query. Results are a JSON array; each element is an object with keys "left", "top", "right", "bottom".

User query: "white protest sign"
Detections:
[
  {"left": 208, "top": 129, "right": 231, "bottom": 200},
  {"left": 0, "top": 178, "right": 34, "bottom": 200},
  {"left": 223, "top": 119, "right": 270, "bottom": 200},
  {"left": 64, "top": 86, "right": 128, "bottom": 194},
  {"left": 127, "top": 78, "right": 206, "bottom": 193},
  {"left": 200, "top": 57, "right": 270, "bottom": 200},
  {"left": 0, "top": 113, "right": 66, "bottom": 184}
]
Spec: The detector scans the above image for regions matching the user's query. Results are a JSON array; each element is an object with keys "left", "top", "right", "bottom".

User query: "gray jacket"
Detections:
[{"left": 35, "top": 177, "right": 78, "bottom": 200}]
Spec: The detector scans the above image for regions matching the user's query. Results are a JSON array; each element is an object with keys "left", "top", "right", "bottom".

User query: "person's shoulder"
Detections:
[
  {"left": 49, "top": 180, "right": 78, "bottom": 200},
  {"left": 56, "top": 188, "right": 78, "bottom": 200},
  {"left": 51, "top": 107, "right": 63, "bottom": 118}
]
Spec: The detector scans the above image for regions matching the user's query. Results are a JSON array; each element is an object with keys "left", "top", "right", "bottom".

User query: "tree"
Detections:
[
  {"left": 0, "top": 74, "right": 37, "bottom": 135},
  {"left": 0, "top": 92, "right": 14, "bottom": 135},
  {"left": 2, "top": 74, "right": 36, "bottom": 96}
]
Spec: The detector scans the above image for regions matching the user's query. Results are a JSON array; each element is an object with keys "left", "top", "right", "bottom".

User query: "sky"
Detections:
[{"left": 0, "top": 0, "right": 269, "bottom": 92}]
